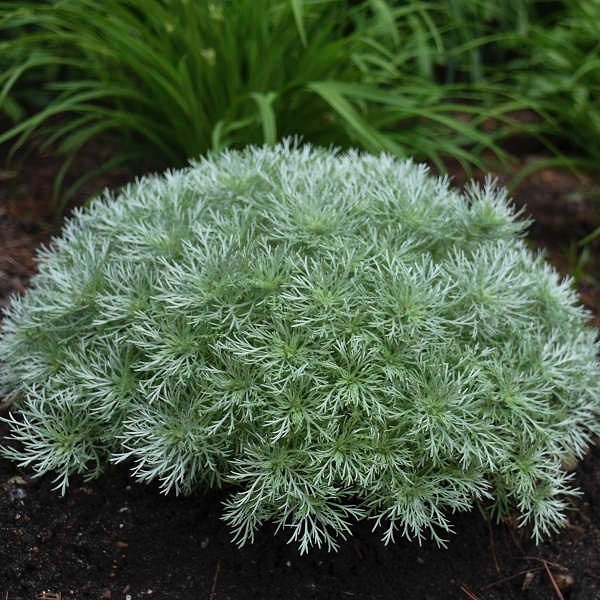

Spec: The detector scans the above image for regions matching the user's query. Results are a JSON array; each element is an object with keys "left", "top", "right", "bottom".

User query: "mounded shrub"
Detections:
[{"left": 1, "top": 143, "right": 598, "bottom": 552}]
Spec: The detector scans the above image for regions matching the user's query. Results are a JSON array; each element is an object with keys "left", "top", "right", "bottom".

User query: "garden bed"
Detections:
[{"left": 0, "top": 146, "right": 598, "bottom": 599}]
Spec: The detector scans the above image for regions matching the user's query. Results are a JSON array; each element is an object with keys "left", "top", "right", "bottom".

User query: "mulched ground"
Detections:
[{"left": 0, "top": 145, "right": 599, "bottom": 599}]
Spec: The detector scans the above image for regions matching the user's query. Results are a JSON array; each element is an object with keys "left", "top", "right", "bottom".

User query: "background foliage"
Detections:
[
  {"left": 2, "top": 0, "right": 597, "bottom": 205},
  {"left": 0, "top": 0, "right": 599, "bottom": 234}
]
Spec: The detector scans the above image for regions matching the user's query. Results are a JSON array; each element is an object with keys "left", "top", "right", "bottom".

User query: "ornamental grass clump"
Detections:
[{"left": 1, "top": 143, "right": 599, "bottom": 552}]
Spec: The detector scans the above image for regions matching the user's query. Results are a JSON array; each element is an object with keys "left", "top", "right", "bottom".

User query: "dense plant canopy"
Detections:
[{"left": 1, "top": 144, "right": 598, "bottom": 552}]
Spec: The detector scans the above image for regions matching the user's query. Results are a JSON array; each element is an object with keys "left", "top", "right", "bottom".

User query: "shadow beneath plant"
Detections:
[{"left": 0, "top": 438, "right": 598, "bottom": 599}]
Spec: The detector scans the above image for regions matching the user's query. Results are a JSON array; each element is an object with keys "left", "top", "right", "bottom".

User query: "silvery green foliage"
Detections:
[{"left": 1, "top": 143, "right": 599, "bottom": 552}]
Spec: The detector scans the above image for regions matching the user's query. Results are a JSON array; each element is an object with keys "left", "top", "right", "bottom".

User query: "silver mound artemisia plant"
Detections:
[{"left": 1, "top": 143, "right": 598, "bottom": 552}]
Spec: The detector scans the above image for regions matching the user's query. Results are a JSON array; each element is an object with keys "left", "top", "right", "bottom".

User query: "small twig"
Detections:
[
  {"left": 487, "top": 517, "right": 500, "bottom": 574},
  {"left": 0, "top": 170, "right": 17, "bottom": 181},
  {"left": 209, "top": 559, "right": 221, "bottom": 600},
  {"left": 459, "top": 584, "right": 480, "bottom": 600},
  {"left": 543, "top": 560, "right": 565, "bottom": 600},
  {"left": 518, "top": 556, "right": 567, "bottom": 571},
  {"left": 565, "top": 521, "right": 586, "bottom": 534},
  {"left": 482, "top": 566, "right": 545, "bottom": 590}
]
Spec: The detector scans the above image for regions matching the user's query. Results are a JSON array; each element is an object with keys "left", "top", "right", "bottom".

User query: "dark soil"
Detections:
[{"left": 0, "top": 146, "right": 599, "bottom": 599}]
